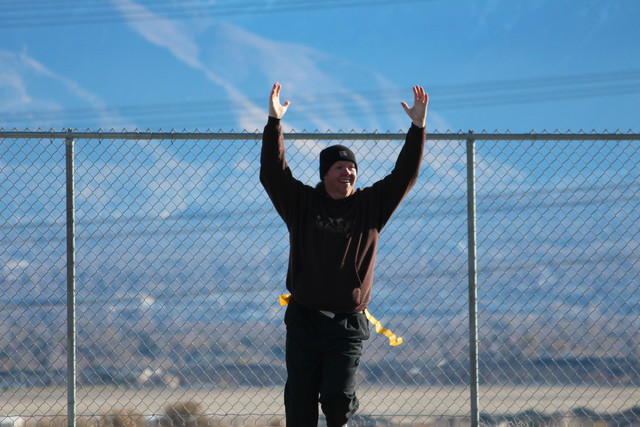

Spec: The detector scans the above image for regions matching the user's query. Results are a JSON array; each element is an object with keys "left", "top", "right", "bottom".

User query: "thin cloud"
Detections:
[
  {"left": 0, "top": 48, "right": 129, "bottom": 129},
  {"left": 111, "top": 0, "right": 265, "bottom": 130},
  {"left": 0, "top": 49, "right": 60, "bottom": 126},
  {"left": 200, "top": 22, "right": 376, "bottom": 131},
  {"left": 109, "top": 0, "right": 440, "bottom": 132},
  {"left": 0, "top": 56, "right": 34, "bottom": 110},
  {"left": 110, "top": 0, "right": 201, "bottom": 68},
  {"left": 109, "top": 0, "right": 383, "bottom": 131}
]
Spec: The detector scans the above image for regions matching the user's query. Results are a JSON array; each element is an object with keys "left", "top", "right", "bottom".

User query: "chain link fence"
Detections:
[{"left": 1, "top": 129, "right": 639, "bottom": 426}]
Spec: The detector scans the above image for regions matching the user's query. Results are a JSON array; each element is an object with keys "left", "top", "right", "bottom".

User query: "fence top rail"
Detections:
[{"left": 0, "top": 130, "right": 638, "bottom": 141}]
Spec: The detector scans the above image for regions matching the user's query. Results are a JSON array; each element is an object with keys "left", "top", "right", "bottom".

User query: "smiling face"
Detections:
[{"left": 323, "top": 160, "right": 357, "bottom": 199}]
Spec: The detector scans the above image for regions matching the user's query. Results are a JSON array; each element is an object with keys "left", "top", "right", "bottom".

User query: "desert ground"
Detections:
[{"left": 1, "top": 385, "right": 639, "bottom": 426}]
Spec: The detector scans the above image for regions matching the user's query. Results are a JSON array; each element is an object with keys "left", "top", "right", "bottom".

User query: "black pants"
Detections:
[{"left": 284, "top": 299, "right": 370, "bottom": 427}]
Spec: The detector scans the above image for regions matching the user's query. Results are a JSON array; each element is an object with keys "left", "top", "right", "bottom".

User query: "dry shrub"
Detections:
[
  {"left": 163, "top": 401, "right": 200, "bottom": 427},
  {"left": 97, "top": 408, "right": 145, "bottom": 427},
  {"left": 161, "top": 402, "right": 223, "bottom": 427}
]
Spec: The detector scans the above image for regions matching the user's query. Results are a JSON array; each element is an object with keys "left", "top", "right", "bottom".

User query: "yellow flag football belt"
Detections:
[{"left": 279, "top": 294, "right": 402, "bottom": 346}]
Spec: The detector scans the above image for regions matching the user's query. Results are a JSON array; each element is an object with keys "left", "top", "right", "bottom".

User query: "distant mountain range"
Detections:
[{"left": 1, "top": 133, "right": 639, "bottom": 388}]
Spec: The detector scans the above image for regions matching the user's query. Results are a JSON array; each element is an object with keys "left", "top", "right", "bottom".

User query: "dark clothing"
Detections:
[
  {"left": 260, "top": 116, "right": 425, "bottom": 313},
  {"left": 260, "top": 116, "right": 425, "bottom": 426},
  {"left": 284, "top": 300, "right": 369, "bottom": 427}
]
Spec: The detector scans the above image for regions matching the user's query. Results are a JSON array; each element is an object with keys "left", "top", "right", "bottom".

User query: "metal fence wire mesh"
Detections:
[{"left": 1, "top": 130, "right": 639, "bottom": 427}]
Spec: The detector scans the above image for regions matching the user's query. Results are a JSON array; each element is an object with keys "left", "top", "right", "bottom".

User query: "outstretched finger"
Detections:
[
  {"left": 413, "top": 85, "right": 425, "bottom": 102},
  {"left": 276, "top": 83, "right": 290, "bottom": 107}
]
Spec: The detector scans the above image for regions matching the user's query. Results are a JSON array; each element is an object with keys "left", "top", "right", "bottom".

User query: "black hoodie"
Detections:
[{"left": 260, "top": 116, "right": 425, "bottom": 313}]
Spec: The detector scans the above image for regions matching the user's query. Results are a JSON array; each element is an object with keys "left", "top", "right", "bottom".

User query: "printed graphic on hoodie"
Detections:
[{"left": 315, "top": 214, "right": 353, "bottom": 236}]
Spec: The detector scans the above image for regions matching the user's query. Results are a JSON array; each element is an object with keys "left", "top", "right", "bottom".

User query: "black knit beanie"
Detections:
[{"left": 319, "top": 145, "right": 358, "bottom": 181}]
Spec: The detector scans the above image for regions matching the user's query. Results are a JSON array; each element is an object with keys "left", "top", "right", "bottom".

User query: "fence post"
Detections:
[
  {"left": 65, "top": 130, "right": 77, "bottom": 427},
  {"left": 466, "top": 130, "right": 480, "bottom": 427}
]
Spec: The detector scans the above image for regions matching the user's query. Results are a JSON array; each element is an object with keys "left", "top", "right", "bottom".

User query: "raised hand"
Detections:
[
  {"left": 401, "top": 85, "right": 429, "bottom": 128},
  {"left": 269, "top": 82, "right": 291, "bottom": 119}
]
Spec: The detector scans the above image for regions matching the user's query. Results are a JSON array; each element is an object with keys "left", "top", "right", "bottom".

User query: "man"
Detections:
[{"left": 260, "top": 82, "right": 428, "bottom": 427}]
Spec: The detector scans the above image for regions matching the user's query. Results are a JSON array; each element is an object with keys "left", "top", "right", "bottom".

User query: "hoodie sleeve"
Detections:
[
  {"left": 370, "top": 123, "right": 426, "bottom": 230},
  {"left": 259, "top": 116, "right": 304, "bottom": 225}
]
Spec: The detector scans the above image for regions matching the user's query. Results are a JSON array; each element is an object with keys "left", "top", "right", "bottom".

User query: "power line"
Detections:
[
  {"left": 0, "top": 0, "right": 196, "bottom": 9},
  {"left": 0, "top": 0, "right": 434, "bottom": 28},
  {"left": 2, "top": 69, "right": 639, "bottom": 128},
  {"left": 434, "top": 82, "right": 640, "bottom": 110}
]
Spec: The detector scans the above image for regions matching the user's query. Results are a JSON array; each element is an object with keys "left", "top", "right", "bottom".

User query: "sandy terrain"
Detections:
[{"left": 1, "top": 385, "right": 639, "bottom": 425}]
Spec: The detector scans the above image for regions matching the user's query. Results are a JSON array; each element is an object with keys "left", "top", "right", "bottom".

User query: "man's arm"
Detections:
[
  {"left": 260, "top": 83, "right": 298, "bottom": 223},
  {"left": 385, "top": 84, "right": 429, "bottom": 199},
  {"left": 389, "top": 84, "right": 429, "bottom": 191},
  {"left": 368, "top": 85, "right": 428, "bottom": 229}
]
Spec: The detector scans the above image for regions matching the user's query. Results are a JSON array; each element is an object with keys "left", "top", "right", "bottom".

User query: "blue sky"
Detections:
[{"left": 1, "top": 0, "right": 639, "bottom": 133}]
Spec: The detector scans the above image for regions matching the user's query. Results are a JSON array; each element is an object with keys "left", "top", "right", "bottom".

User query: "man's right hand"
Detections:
[{"left": 269, "top": 82, "right": 290, "bottom": 119}]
